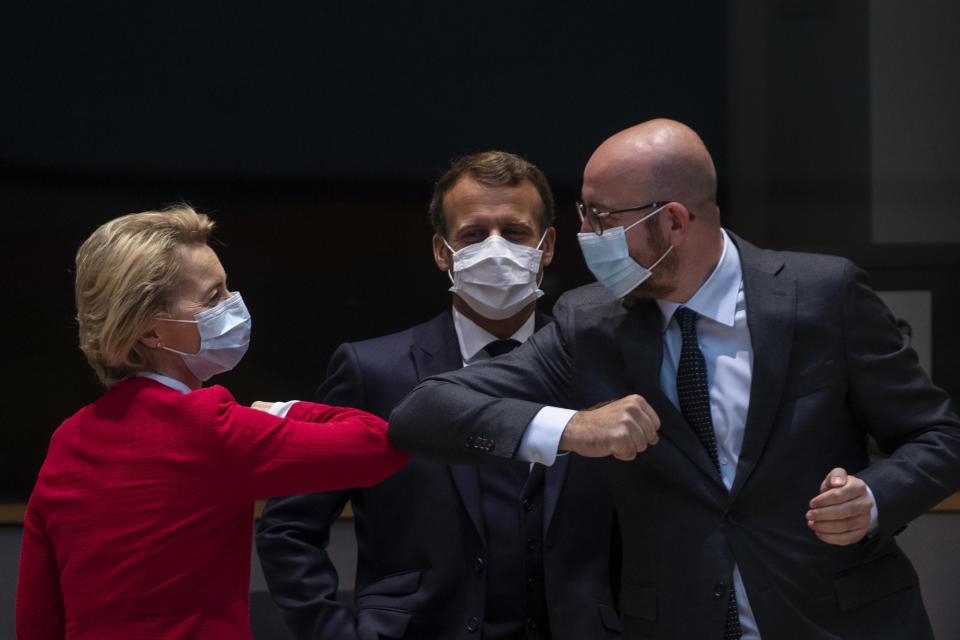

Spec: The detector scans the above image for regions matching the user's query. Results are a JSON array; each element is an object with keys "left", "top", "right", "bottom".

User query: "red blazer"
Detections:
[{"left": 17, "top": 376, "right": 407, "bottom": 639}]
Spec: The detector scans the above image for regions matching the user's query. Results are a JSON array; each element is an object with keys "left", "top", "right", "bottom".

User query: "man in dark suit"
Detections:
[
  {"left": 388, "top": 120, "right": 960, "bottom": 639},
  {"left": 256, "top": 151, "right": 621, "bottom": 639}
]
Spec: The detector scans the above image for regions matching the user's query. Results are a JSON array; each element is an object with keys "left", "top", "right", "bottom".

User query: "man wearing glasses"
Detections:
[
  {"left": 389, "top": 119, "right": 960, "bottom": 639},
  {"left": 257, "top": 151, "right": 621, "bottom": 639}
]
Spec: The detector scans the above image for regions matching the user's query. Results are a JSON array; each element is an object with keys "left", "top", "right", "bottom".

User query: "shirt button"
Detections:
[
  {"left": 522, "top": 498, "right": 534, "bottom": 511},
  {"left": 467, "top": 616, "right": 480, "bottom": 632},
  {"left": 713, "top": 582, "right": 727, "bottom": 598},
  {"left": 474, "top": 556, "right": 484, "bottom": 572},
  {"left": 527, "top": 618, "right": 537, "bottom": 630},
  {"left": 526, "top": 538, "right": 536, "bottom": 552},
  {"left": 720, "top": 457, "right": 729, "bottom": 466}
]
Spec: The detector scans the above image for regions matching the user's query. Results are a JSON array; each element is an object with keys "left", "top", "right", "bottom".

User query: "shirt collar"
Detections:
[
  {"left": 452, "top": 306, "right": 537, "bottom": 363},
  {"left": 655, "top": 228, "right": 742, "bottom": 332},
  {"left": 137, "top": 371, "right": 192, "bottom": 394}
]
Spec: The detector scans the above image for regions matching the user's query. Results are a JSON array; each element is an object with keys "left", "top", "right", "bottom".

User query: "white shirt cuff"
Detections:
[
  {"left": 864, "top": 482, "right": 879, "bottom": 536},
  {"left": 515, "top": 406, "right": 576, "bottom": 466},
  {"left": 268, "top": 400, "right": 299, "bottom": 418}
]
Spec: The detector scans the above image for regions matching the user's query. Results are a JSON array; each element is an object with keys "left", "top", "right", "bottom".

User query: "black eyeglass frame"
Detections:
[{"left": 576, "top": 201, "right": 669, "bottom": 235}]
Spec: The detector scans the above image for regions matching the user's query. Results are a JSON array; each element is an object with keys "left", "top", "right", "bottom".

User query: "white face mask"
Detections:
[
  {"left": 577, "top": 205, "right": 673, "bottom": 298},
  {"left": 443, "top": 232, "right": 547, "bottom": 320},
  {"left": 158, "top": 293, "right": 252, "bottom": 381}
]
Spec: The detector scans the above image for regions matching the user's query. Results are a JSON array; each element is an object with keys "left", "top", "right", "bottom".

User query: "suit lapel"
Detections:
[
  {"left": 409, "top": 311, "right": 488, "bottom": 543},
  {"left": 619, "top": 299, "right": 726, "bottom": 485},
  {"left": 729, "top": 235, "right": 795, "bottom": 499},
  {"left": 409, "top": 309, "right": 462, "bottom": 381}
]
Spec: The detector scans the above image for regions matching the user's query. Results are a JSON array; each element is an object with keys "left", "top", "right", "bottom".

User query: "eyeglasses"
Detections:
[{"left": 576, "top": 201, "right": 667, "bottom": 236}]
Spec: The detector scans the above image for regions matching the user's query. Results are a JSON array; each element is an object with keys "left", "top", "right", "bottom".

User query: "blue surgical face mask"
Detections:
[
  {"left": 576, "top": 204, "right": 673, "bottom": 298},
  {"left": 159, "top": 293, "right": 252, "bottom": 381}
]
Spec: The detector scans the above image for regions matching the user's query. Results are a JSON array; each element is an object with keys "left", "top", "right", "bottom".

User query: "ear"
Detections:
[
  {"left": 663, "top": 202, "right": 692, "bottom": 248},
  {"left": 138, "top": 324, "right": 161, "bottom": 350},
  {"left": 432, "top": 233, "right": 452, "bottom": 272},
  {"left": 539, "top": 227, "right": 556, "bottom": 268}
]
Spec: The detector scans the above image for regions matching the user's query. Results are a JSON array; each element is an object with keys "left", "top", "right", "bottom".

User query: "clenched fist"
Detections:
[
  {"left": 559, "top": 394, "right": 661, "bottom": 460},
  {"left": 806, "top": 467, "right": 874, "bottom": 545}
]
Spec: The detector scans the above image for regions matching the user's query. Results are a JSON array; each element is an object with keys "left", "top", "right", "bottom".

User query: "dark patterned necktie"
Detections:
[
  {"left": 675, "top": 307, "right": 720, "bottom": 468},
  {"left": 674, "top": 307, "right": 742, "bottom": 640},
  {"left": 484, "top": 339, "right": 521, "bottom": 357}
]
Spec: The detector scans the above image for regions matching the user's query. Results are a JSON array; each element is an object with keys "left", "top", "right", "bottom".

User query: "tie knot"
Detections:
[
  {"left": 675, "top": 307, "right": 699, "bottom": 336},
  {"left": 484, "top": 339, "right": 521, "bottom": 357}
]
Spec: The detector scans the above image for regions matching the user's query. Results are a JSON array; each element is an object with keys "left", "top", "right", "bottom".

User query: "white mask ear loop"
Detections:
[
  {"left": 154, "top": 316, "right": 200, "bottom": 354},
  {"left": 533, "top": 229, "right": 549, "bottom": 287},
  {"left": 618, "top": 205, "right": 671, "bottom": 270},
  {"left": 535, "top": 229, "right": 548, "bottom": 250},
  {"left": 623, "top": 204, "right": 667, "bottom": 233},
  {"left": 648, "top": 244, "right": 674, "bottom": 269},
  {"left": 442, "top": 236, "right": 457, "bottom": 284}
]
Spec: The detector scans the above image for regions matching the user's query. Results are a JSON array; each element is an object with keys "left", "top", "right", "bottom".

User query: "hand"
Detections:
[
  {"left": 806, "top": 467, "right": 874, "bottom": 545},
  {"left": 251, "top": 401, "right": 274, "bottom": 413},
  {"left": 559, "top": 394, "right": 661, "bottom": 461}
]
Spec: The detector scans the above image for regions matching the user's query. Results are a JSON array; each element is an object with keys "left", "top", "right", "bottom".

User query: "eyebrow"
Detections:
[{"left": 455, "top": 219, "right": 534, "bottom": 232}]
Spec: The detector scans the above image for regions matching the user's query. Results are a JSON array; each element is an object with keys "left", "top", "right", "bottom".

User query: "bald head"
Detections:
[
  {"left": 580, "top": 119, "right": 724, "bottom": 303},
  {"left": 583, "top": 119, "right": 718, "bottom": 218}
]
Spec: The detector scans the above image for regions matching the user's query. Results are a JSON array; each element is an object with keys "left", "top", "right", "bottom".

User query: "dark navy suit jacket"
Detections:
[
  {"left": 389, "top": 235, "right": 960, "bottom": 639},
  {"left": 256, "top": 309, "right": 621, "bottom": 639}
]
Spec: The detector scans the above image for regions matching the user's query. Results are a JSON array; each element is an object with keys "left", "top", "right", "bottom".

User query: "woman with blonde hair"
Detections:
[{"left": 16, "top": 205, "right": 408, "bottom": 639}]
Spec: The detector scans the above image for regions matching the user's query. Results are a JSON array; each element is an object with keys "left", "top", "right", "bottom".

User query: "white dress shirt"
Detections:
[
  {"left": 137, "top": 371, "right": 191, "bottom": 394},
  {"left": 653, "top": 231, "right": 761, "bottom": 639},
  {"left": 452, "top": 306, "right": 536, "bottom": 365},
  {"left": 655, "top": 229, "right": 751, "bottom": 494}
]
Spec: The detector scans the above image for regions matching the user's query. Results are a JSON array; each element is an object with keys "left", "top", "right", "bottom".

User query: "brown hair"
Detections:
[
  {"left": 75, "top": 205, "right": 214, "bottom": 387},
  {"left": 428, "top": 150, "right": 555, "bottom": 237}
]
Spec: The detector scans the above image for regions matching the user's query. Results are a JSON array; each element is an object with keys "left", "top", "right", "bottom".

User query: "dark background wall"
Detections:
[
  {"left": 3, "top": 1, "right": 960, "bottom": 639},
  {"left": 2, "top": 1, "right": 736, "bottom": 499},
  {"left": 2, "top": 0, "right": 959, "bottom": 515}
]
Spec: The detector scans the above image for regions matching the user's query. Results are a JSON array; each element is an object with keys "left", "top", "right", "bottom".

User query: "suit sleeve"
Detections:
[
  {"left": 842, "top": 263, "right": 960, "bottom": 538},
  {"left": 389, "top": 316, "right": 577, "bottom": 464},
  {"left": 16, "top": 502, "right": 66, "bottom": 640},
  {"left": 255, "top": 344, "right": 368, "bottom": 640}
]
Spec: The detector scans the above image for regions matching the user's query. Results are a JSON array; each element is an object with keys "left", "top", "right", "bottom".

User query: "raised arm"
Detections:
[
  {"left": 389, "top": 317, "right": 661, "bottom": 464},
  {"left": 389, "top": 321, "right": 575, "bottom": 464},
  {"left": 210, "top": 387, "right": 407, "bottom": 500}
]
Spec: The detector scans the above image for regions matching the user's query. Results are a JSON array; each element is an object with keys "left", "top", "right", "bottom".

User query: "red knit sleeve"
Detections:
[
  {"left": 206, "top": 388, "right": 407, "bottom": 499},
  {"left": 16, "top": 501, "right": 66, "bottom": 640}
]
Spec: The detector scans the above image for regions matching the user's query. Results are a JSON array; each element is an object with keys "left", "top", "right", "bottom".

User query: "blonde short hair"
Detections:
[{"left": 75, "top": 205, "right": 215, "bottom": 387}]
